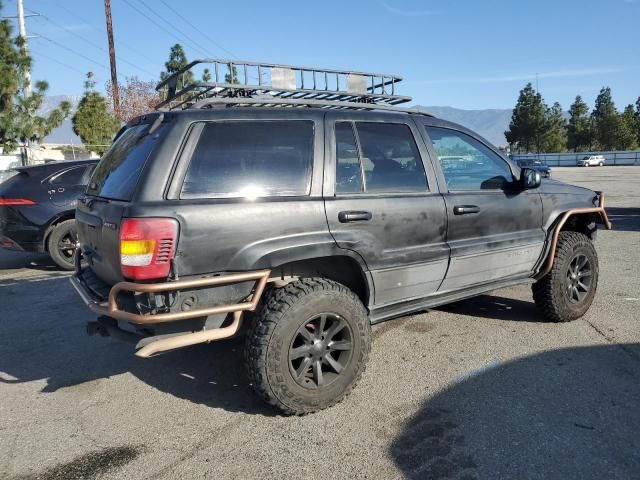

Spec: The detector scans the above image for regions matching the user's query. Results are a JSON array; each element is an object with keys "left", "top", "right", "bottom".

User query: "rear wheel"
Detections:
[
  {"left": 599, "top": 162, "right": 604, "bottom": 166},
  {"left": 245, "top": 278, "right": 370, "bottom": 415},
  {"left": 47, "top": 219, "right": 77, "bottom": 270},
  {"left": 532, "top": 231, "right": 599, "bottom": 322}
]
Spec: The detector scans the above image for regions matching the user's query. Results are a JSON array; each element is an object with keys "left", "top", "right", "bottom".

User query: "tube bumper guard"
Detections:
[
  {"left": 70, "top": 261, "right": 270, "bottom": 357},
  {"left": 535, "top": 191, "right": 612, "bottom": 280},
  {"left": 70, "top": 268, "right": 270, "bottom": 324}
]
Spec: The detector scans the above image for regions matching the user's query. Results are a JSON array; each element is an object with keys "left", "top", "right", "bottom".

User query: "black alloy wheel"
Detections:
[
  {"left": 288, "top": 313, "right": 354, "bottom": 389},
  {"left": 566, "top": 253, "right": 592, "bottom": 304}
]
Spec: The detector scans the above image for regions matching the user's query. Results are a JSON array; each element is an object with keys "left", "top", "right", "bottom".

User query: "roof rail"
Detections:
[{"left": 156, "top": 58, "right": 413, "bottom": 111}]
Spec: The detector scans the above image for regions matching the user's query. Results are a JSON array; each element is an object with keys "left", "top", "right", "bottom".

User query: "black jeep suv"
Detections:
[{"left": 70, "top": 60, "right": 610, "bottom": 414}]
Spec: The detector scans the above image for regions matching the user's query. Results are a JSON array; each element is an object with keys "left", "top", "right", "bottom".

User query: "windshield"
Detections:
[{"left": 86, "top": 123, "right": 159, "bottom": 201}]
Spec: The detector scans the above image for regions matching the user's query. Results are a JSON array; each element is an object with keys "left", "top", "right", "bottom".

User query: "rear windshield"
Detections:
[{"left": 86, "top": 124, "right": 158, "bottom": 200}]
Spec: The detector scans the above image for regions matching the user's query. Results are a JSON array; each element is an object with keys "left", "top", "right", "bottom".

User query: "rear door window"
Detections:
[
  {"left": 86, "top": 124, "right": 157, "bottom": 200},
  {"left": 181, "top": 121, "right": 314, "bottom": 198},
  {"left": 49, "top": 165, "right": 87, "bottom": 186},
  {"left": 335, "top": 121, "right": 427, "bottom": 194}
]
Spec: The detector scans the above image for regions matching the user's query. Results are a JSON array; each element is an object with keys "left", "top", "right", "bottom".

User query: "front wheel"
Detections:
[
  {"left": 245, "top": 278, "right": 371, "bottom": 415},
  {"left": 47, "top": 219, "right": 78, "bottom": 270},
  {"left": 532, "top": 231, "right": 599, "bottom": 322},
  {"left": 599, "top": 162, "right": 604, "bottom": 167}
]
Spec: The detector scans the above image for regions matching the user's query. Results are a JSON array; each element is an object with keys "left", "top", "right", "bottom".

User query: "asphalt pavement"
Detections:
[{"left": 1, "top": 166, "right": 639, "bottom": 480}]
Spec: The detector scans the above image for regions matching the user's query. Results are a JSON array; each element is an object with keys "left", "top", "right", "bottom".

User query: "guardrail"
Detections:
[{"left": 511, "top": 150, "right": 640, "bottom": 167}]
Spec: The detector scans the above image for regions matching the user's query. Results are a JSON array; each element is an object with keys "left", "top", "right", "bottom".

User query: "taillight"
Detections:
[
  {"left": 0, "top": 198, "right": 36, "bottom": 205},
  {"left": 120, "top": 218, "right": 178, "bottom": 281}
]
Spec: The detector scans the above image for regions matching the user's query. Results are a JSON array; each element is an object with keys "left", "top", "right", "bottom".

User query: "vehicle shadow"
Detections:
[
  {"left": 0, "top": 250, "right": 60, "bottom": 272},
  {"left": 436, "top": 293, "right": 544, "bottom": 323},
  {"left": 606, "top": 207, "right": 640, "bottom": 232},
  {"left": 390, "top": 344, "right": 640, "bottom": 479},
  {"left": 0, "top": 274, "right": 275, "bottom": 416}
]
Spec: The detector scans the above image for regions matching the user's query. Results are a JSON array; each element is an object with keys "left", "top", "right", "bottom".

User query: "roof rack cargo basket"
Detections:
[{"left": 156, "top": 58, "right": 413, "bottom": 111}]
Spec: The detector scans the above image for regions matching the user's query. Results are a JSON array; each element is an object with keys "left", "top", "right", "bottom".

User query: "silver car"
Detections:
[{"left": 578, "top": 155, "right": 605, "bottom": 167}]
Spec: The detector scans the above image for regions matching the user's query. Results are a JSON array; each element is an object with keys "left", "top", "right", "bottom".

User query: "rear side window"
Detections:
[
  {"left": 181, "top": 121, "right": 314, "bottom": 199},
  {"left": 335, "top": 122, "right": 427, "bottom": 194},
  {"left": 49, "top": 166, "right": 87, "bottom": 185},
  {"left": 86, "top": 124, "right": 157, "bottom": 200}
]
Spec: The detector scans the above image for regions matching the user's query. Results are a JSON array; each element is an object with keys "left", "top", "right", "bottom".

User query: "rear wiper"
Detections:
[{"left": 79, "top": 196, "right": 110, "bottom": 208}]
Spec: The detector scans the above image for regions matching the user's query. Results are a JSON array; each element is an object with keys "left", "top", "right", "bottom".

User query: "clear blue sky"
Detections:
[{"left": 6, "top": 0, "right": 640, "bottom": 110}]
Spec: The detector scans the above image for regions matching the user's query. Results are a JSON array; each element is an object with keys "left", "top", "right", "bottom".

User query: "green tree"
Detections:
[
  {"left": 635, "top": 96, "right": 640, "bottom": 146},
  {"left": 225, "top": 63, "right": 239, "bottom": 84},
  {"left": 542, "top": 102, "right": 567, "bottom": 152},
  {"left": 72, "top": 72, "right": 120, "bottom": 155},
  {"left": 159, "top": 43, "right": 193, "bottom": 91},
  {"left": 202, "top": 68, "right": 211, "bottom": 83},
  {"left": 567, "top": 95, "right": 592, "bottom": 152},
  {"left": 0, "top": 0, "right": 69, "bottom": 156},
  {"left": 505, "top": 83, "right": 547, "bottom": 153},
  {"left": 591, "top": 87, "right": 619, "bottom": 150},
  {"left": 616, "top": 104, "right": 638, "bottom": 151}
]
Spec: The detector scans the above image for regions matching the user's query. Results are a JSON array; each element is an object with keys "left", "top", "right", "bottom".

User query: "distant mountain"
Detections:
[
  {"left": 412, "top": 105, "right": 512, "bottom": 147},
  {"left": 39, "top": 96, "right": 515, "bottom": 148}
]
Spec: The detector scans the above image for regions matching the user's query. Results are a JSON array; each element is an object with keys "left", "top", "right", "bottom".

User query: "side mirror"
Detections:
[{"left": 520, "top": 167, "right": 541, "bottom": 189}]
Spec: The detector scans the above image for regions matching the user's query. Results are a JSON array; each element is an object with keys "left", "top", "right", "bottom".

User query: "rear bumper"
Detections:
[{"left": 70, "top": 249, "right": 271, "bottom": 357}]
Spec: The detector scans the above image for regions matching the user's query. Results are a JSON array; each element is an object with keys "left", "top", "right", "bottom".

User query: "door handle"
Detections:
[
  {"left": 338, "top": 211, "right": 372, "bottom": 223},
  {"left": 453, "top": 205, "right": 480, "bottom": 215}
]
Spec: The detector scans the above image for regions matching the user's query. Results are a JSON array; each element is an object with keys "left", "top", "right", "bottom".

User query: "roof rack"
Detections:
[{"left": 156, "top": 58, "right": 413, "bottom": 111}]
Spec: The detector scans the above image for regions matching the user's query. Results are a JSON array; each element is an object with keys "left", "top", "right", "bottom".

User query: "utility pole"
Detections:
[
  {"left": 17, "top": 0, "right": 31, "bottom": 97},
  {"left": 104, "top": 0, "right": 120, "bottom": 117}
]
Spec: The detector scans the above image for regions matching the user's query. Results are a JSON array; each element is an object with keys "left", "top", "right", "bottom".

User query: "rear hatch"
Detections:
[{"left": 76, "top": 122, "right": 161, "bottom": 286}]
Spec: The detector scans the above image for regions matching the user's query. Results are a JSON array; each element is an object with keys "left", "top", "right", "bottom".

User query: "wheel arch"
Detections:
[
  {"left": 43, "top": 211, "right": 76, "bottom": 252},
  {"left": 534, "top": 198, "right": 611, "bottom": 280},
  {"left": 268, "top": 254, "right": 373, "bottom": 308}
]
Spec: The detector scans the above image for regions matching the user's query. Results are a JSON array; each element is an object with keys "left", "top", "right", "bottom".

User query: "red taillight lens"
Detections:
[
  {"left": 119, "top": 218, "right": 179, "bottom": 281},
  {"left": 0, "top": 198, "right": 36, "bottom": 205}
]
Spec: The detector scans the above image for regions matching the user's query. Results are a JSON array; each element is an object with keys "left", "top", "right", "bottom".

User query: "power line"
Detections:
[
  {"left": 120, "top": 0, "right": 209, "bottom": 58},
  {"left": 31, "top": 9, "right": 157, "bottom": 78},
  {"left": 157, "top": 0, "right": 237, "bottom": 59},
  {"left": 51, "top": 1, "right": 153, "bottom": 64},
  {"left": 34, "top": 32, "right": 111, "bottom": 72},
  {"left": 30, "top": 46, "right": 98, "bottom": 78}
]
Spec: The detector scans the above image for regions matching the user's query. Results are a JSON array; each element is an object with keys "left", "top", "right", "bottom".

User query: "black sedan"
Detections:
[
  {"left": 0, "top": 160, "right": 98, "bottom": 270},
  {"left": 516, "top": 159, "right": 552, "bottom": 177}
]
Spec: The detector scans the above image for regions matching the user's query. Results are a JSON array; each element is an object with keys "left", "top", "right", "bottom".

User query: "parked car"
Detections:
[
  {"left": 70, "top": 60, "right": 611, "bottom": 414},
  {"left": 0, "top": 160, "right": 98, "bottom": 269},
  {"left": 578, "top": 155, "right": 605, "bottom": 167},
  {"left": 516, "top": 158, "right": 552, "bottom": 177}
]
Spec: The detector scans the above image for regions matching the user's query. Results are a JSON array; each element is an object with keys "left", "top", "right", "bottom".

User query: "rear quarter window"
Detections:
[
  {"left": 86, "top": 124, "right": 160, "bottom": 200},
  {"left": 180, "top": 121, "right": 314, "bottom": 199}
]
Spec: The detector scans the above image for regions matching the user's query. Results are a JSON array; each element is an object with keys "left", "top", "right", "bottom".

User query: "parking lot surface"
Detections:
[{"left": 1, "top": 166, "right": 639, "bottom": 480}]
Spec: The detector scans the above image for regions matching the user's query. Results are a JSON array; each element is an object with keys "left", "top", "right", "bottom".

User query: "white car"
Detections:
[{"left": 578, "top": 155, "right": 605, "bottom": 167}]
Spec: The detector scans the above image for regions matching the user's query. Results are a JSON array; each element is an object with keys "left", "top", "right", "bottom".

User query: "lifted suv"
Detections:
[{"left": 70, "top": 60, "right": 611, "bottom": 414}]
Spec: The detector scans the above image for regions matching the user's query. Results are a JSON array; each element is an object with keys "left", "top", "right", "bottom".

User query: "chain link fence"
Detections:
[{"left": 511, "top": 150, "right": 640, "bottom": 167}]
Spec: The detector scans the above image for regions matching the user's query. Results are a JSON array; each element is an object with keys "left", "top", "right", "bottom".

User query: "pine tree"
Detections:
[
  {"left": 591, "top": 87, "right": 619, "bottom": 151},
  {"left": 505, "top": 83, "right": 547, "bottom": 153},
  {"left": 0, "top": 0, "right": 69, "bottom": 156},
  {"left": 202, "top": 68, "right": 211, "bottom": 83},
  {"left": 567, "top": 96, "right": 592, "bottom": 152},
  {"left": 542, "top": 102, "right": 567, "bottom": 152},
  {"left": 635, "top": 97, "right": 640, "bottom": 146},
  {"left": 72, "top": 72, "right": 120, "bottom": 155},
  {"left": 159, "top": 43, "right": 193, "bottom": 91},
  {"left": 616, "top": 104, "right": 638, "bottom": 151}
]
